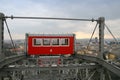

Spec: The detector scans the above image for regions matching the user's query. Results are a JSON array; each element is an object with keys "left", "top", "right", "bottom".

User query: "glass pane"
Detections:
[
  {"left": 61, "top": 38, "right": 68, "bottom": 45},
  {"left": 52, "top": 39, "right": 59, "bottom": 45},
  {"left": 34, "top": 38, "right": 42, "bottom": 45},
  {"left": 43, "top": 38, "right": 50, "bottom": 45}
]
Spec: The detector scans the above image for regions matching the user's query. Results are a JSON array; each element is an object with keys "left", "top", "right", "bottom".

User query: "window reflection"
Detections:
[
  {"left": 52, "top": 39, "right": 59, "bottom": 45},
  {"left": 61, "top": 38, "right": 68, "bottom": 45},
  {"left": 34, "top": 38, "right": 42, "bottom": 45},
  {"left": 43, "top": 39, "right": 50, "bottom": 45}
]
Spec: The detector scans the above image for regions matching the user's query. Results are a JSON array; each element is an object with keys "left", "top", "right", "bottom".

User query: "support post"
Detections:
[
  {"left": 0, "top": 13, "right": 4, "bottom": 59},
  {"left": 98, "top": 17, "right": 105, "bottom": 59},
  {"left": 100, "top": 69, "right": 105, "bottom": 80}
]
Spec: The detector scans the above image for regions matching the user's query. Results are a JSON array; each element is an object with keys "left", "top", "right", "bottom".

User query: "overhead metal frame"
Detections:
[
  {"left": 3, "top": 15, "right": 105, "bottom": 60},
  {"left": 5, "top": 16, "right": 98, "bottom": 22},
  {"left": 3, "top": 15, "right": 105, "bottom": 59},
  {"left": 0, "top": 13, "right": 26, "bottom": 69}
]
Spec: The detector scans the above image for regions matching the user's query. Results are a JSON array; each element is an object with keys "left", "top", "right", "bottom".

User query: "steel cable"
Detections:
[
  {"left": 87, "top": 22, "right": 98, "bottom": 50},
  {"left": 105, "top": 24, "right": 118, "bottom": 44},
  {"left": 4, "top": 19, "right": 16, "bottom": 53}
]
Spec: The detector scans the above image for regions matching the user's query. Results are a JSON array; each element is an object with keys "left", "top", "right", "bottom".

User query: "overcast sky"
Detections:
[{"left": 0, "top": 0, "right": 120, "bottom": 39}]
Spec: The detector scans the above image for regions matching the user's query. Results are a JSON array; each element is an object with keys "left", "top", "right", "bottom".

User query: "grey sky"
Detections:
[{"left": 0, "top": 0, "right": 120, "bottom": 39}]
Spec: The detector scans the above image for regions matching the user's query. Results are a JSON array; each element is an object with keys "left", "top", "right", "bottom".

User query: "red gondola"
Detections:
[{"left": 26, "top": 34, "right": 75, "bottom": 55}]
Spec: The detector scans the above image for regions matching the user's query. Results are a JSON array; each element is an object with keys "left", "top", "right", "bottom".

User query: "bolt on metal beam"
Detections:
[{"left": 98, "top": 17, "right": 105, "bottom": 59}]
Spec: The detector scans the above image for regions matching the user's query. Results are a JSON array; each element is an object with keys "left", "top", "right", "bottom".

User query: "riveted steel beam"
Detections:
[{"left": 0, "top": 13, "right": 4, "bottom": 59}]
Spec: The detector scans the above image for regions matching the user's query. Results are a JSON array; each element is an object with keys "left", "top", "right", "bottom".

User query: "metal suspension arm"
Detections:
[{"left": 4, "top": 16, "right": 98, "bottom": 22}]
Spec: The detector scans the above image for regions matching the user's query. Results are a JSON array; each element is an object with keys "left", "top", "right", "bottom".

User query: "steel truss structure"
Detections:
[
  {"left": 0, "top": 12, "right": 120, "bottom": 80},
  {"left": 2, "top": 64, "right": 98, "bottom": 80}
]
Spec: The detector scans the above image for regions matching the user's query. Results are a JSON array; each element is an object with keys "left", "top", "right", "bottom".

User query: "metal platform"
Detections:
[
  {"left": 76, "top": 54, "right": 120, "bottom": 77},
  {"left": 0, "top": 54, "right": 25, "bottom": 69},
  {"left": 1, "top": 63, "right": 99, "bottom": 80}
]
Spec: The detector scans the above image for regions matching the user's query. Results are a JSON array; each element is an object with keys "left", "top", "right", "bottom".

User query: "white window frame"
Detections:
[
  {"left": 43, "top": 38, "right": 51, "bottom": 46},
  {"left": 51, "top": 38, "right": 60, "bottom": 46},
  {"left": 33, "top": 38, "right": 42, "bottom": 47},
  {"left": 60, "top": 38, "right": 69, "bottom": 46}
]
